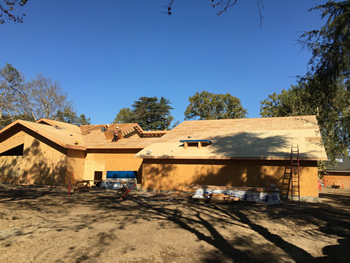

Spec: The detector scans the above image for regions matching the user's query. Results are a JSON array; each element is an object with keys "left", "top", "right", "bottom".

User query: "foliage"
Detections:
[
  {"left": 0, "top": 63, "right": 90, "bottom": 128},
  {"left": 0, "top": 113, "right": 32, "bottom": 129},
  {"left": 113, "top": 107, "right": 134, "bottom": 124},
  {"left": 295, "top": 0, "right": 350, "bottom": 163},
  {"left": 113, "top": 96, "right": 174, "bottom": 131},
  {"left": 29, "top": 74, "right": 73, "bottom": 120},
  {"left": 0, "top": 63, "right": 33, "bottom": 122},
  {"left": 318, "top": 160, "right": 329, "bottom": 178},
  {"left": 184, "top": 91, "right": 247, "bottom": 120},
  {"left": 260, "top": 84, "right": 315, "bottom": 118},
  {"left": 76, "top": 114, "right": 91, "bottom": 126},
  {"left": 0, "top": 0, "right": 28, "bottom": 24},
  {"left": 54, "top": 108, "right": 91, "bottom": 126},
  {"left": 299, "top": 1, "right": 350, "bottom": 86},
  {"left": 260, "top": 81, "right": 350, "bottom": 164},
  {"left": 261, "top": 1, "right": 350, "bottom": 164}
]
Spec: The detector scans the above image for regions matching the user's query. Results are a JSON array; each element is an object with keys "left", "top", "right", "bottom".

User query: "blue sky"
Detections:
[{"left": 0, "top": 0, "right": 327, "bottom": 125}]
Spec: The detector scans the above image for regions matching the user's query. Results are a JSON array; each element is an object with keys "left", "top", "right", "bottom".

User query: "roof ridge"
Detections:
[{"left": 182, "top": 115, "right": 317, "bottom": 123}]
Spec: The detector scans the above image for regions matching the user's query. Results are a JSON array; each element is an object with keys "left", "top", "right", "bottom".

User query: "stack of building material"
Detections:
[
  {"left": 96, "top": 171, "right": 137, "bottom": 190},
  {"left": 192, "top": 185, "right": 280, "bottom": 205}
]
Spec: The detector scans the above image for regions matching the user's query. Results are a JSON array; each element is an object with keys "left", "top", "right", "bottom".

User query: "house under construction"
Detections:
[{"left": 0, "top": 115, "right": 327, "bottom": 201}]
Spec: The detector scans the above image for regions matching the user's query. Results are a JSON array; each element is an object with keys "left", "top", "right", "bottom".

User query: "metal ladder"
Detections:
[{"left": 281, "top": 145, "right": 300, "bottom": 201}]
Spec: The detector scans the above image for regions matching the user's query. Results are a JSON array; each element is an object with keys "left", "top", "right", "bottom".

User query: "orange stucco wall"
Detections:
[
  {"left": 0, "top": 128, "right": 69, "bottom": 185},
  {"left": 323, "top": 173, "right": 350, "bottom": 188},
  {"left": 83, "top": 149, "right": 142, "bottom": 181},
  {"left": 141, "top": 159, "right": 319, "bottom": 199}
]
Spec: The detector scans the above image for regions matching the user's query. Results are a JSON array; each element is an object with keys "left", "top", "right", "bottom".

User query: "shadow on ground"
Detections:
[{"left": 0, "top": 185, "right": 349, "bottom": 262}]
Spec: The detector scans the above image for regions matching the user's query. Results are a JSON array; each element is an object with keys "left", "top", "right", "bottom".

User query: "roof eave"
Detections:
[
  {"left": 138, "top": 155, "right": 326, "bottom": 161},
  {"left": 86, "top": 146, "right": 144, "bottom": 150},
  {"left": 0, "top": 119, "right": 22, "bottom": 133},
  {"left": 1, "top": 120, "right": 86, "bottom": 151},
  {"left": 65, "top": 144, "right": 86, "bottom": 151}
]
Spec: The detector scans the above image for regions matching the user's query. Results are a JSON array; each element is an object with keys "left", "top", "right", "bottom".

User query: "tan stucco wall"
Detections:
[
  {"left": 83, "top": 149, "right": 142, "bottom": 181},
  {"left": 141, "top": 159, "right": 319, "bottom": 199},
  {"left": 0, "top": 129, "right": 68, "bottom": 185}
]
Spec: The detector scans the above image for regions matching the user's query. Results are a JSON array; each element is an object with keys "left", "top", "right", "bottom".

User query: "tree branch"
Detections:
[
  {"left": 164, "top": 0, "right": 175, "bottom": 15},
  {"left": 257, "top": 0, "right": 264, "bottom": 28},
  {"left": 216, "top": 0, "right": 239, "bottom": 16},
  {"left": 163, "top": 0, "right": 264, "bottom": 26},
  {"left": 0, "top": 0, "right": 28, "bottom": 24}
]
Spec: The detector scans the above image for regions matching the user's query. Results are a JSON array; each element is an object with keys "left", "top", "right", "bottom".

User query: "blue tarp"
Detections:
[
  {"left": 179, "top": 139, "right": 212, "bottom": 144},
  {"left": 106, "top": 171, "right": 137, "bottom": 179}
]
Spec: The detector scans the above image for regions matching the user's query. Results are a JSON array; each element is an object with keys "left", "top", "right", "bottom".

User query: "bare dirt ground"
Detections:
[{"left": 0, "top": 184, "right": 349, "bottom": 263}]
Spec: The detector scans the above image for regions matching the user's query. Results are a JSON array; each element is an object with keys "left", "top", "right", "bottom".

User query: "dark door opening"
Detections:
[{"left": 94, "top": 171, "right": 103, "bottom": 181}]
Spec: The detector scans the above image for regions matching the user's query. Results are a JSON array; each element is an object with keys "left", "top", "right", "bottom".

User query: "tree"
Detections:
[
  {"left": 113, "top": 96, "right": 174, "bottom": 131},
  {"left": 76, "top": 114, "right": 91, "bottom": 126},
  {"left": 113, "top": 107, "right": 134, "bottom": 124},
  {"left": 260, "top": 1, "right": 350, "bottom": 164},
  {"left": 293, "top": 0, "right": 350, "bottom": 162},
  {"left": 299, "top": 1, "right": 350, "bottom": 88},
  {"left": 297, "top": 0, "right": 350, "bottom": 119},
  {"left": 260, "top": 82, "right": 350, "bottom": 164},
  {"left": 0, "top": 0, "right": 28, "bottom": 24},
  {"left": 29, "top": 74, "right": 73, "bottom": 120},
  {"left": 0, "top": 63, "right": 32, "bottom": 122},
  {"left": 184, "top": 91, "right": 247, "bottom": 120},
  {"left": 260, "top": 85, "right": 314, "bottom": 118},
  {"left": 0, "top": 63, "right": 90, "bottom": 128},
  {"left": 54, "top": 108, "right": 91, "bottom": 126}
]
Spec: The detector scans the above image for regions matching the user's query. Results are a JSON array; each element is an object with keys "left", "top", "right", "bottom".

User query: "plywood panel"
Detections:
[
  {"left": 0, "top": 130, "right": 68, "bottom": 185},
  {"left": 84, "top": 159, "right": 105, "bottom": 181},
  {"left": 0, "top": 156, "right": 22, "bottom": 183},
  {"left": 22, "top": 134, "right": 67, "bottom": 185},
  {"left": 323, "top": 175, "right": 350, "bottom": 188},
  {"left": 0, "top": 131, "right": 26, "bottom": 154},
  {"left": 84, "top": 152, "right": 142, "bottom": 180},
  {"left": 141, "top": 159, "right": 319, "bottom": 198},
  {"left": 67, "top": 149, "right": 85, "bottom": 182}
]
